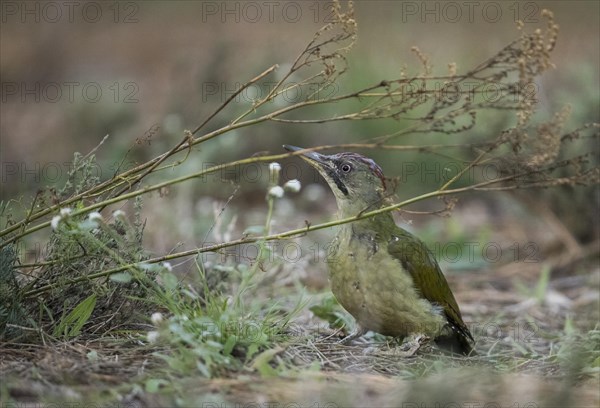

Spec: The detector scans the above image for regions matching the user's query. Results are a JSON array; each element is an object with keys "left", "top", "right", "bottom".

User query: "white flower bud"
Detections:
[
  {"left": 151, "top": 312, "right": 164, "bottom": 325},
  {"left": 268, "top": 186, "right": 285, "bottom": 199},
  {"left": 60, "top": 208, "right": 73, "bottom": 217},
  {"left": 51, "top": 216, "right": 62, "bottom": 231},
  {"left": 283, "top": 179, "right": 301, "bottom": 193},
  {"left": 147, "top": 331, "right": 160, "bottom": 343},
  {"left": 269, "top": 162, "right": 281, "bottom": 182},
  {"left": 112, "top": 210, "right": 126, "bottom": 219},
  {"left": 269, "top": 162, "right": 281, "bottom": 173},
  {"left": 162, "top": 262, "right": 173, "bottom": 272},
  {"left": 88, "top": 212, "right": 103, "bottom": 222}
]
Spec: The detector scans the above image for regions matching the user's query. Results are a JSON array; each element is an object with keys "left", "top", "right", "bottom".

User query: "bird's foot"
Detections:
[
  {"left": 338, "top": 326, "right": 366, "bottom": 345},
  {"left": 361, "top": 334, "right": 431, "bottom": 357},
  {"left": 397, "top": 334, "right": 431, "bottom": 356}
]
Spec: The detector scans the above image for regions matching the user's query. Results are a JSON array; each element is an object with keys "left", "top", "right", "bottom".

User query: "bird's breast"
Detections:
[{"left": 327, "top": 227, "right": 445, "bottom": 337}]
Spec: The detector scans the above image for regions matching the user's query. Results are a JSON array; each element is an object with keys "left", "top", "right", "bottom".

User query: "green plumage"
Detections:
[
  {"left": 285, "top": 145, "right": 475, "bottom": 355},
  {"left": 387, "top": 227, "right": 474, "bottom": 353}
]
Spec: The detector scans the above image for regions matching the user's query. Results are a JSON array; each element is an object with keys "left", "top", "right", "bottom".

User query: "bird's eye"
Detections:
[{"left": 340, "top": 163, "right": 352, "bottom": 173}]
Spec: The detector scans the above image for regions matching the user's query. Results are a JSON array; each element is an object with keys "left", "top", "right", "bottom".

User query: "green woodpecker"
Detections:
[{"left": 284, "top": 145, "right": 474, "bottom": 355}]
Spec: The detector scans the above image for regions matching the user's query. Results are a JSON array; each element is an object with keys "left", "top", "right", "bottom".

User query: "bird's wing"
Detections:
[{"left": 387, "top": 230, "right": 473, "bottom": 342}]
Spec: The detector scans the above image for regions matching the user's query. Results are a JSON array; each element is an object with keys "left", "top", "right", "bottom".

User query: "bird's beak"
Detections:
[{"left": 283, "top": 145, "right": 330, "bottom": 169}]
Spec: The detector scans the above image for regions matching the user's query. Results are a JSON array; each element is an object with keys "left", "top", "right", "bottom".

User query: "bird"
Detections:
[{"left": 284, "top": 145, "right": 475, "bottom": 355}]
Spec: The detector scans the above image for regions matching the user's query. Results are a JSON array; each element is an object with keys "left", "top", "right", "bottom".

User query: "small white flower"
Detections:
[
  {"left": 147, "top": 330, "right": 160, "bottom": 343},
  {"left": 269, "top": 162, "right": 281, "bottom": 173},
  {"left": 268, "top": 185, "right": 285, "bottom": 199},
  {"left": 162, "top": 262, "right": 173, "bottom": 272},
  {"left": 112, "top": 210, "right": 126, "bottom": 219},
  {"left": 151, "top": 312, "right": 164, "bottom": 325},
  {"left": 269, "top": 162, "right": 281, "bottom": 182},
  {"left": 88, "top": 212, "right": 103, "bottom": 222},
  {"left": 60, "top": 208, "right": 72, "bottom": 217},
  {"left": 283, "top": 179, "right": 301, "bottom": 193},
  {"left": 51, "top": 215, "right": 62, "bottom": 231}
]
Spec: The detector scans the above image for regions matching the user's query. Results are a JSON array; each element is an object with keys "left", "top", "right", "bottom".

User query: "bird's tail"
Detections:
[{"left": 435, "top": 327, "right": 476, "bottom": 356}]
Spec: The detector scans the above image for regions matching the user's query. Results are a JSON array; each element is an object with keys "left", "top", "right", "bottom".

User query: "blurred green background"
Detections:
[{"left": 1, "top": 0, "right": 598, "bottom": 255}]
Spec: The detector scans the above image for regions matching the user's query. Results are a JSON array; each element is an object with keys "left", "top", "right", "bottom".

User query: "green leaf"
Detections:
[
  {"left": 110, "top": 272, "right": 132, "bottom": 283},
  {"left": 246, "top": 342, "right": 260, "bottom": 361},
  {"left": 53, "top": 294, "right": 97, "bottom": 338},
  {"left": 223, "top": 335, "right": 237, "bottom": 355},
  {"left": 145, "top": 378, "right": 168, "bottom": 393},
  {"left": 534, "top": 265, "right": 551, "bottom": 302},
  {"left": 251, "top": 347, "right": 283, "bottom": 377},
  {"left": 310, "top": 295, "right": 353, "bottom": 330},
  {"left": 563, "top": 315, "right": 576, "bottom": 335},
  {"left": 159, "top": 271, "right": 179, "bottom": 291}
]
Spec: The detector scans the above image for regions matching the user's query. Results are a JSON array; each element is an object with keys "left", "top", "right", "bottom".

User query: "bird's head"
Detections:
[{"left": 284, "top": 145, "right": 387, "bottom": 216}]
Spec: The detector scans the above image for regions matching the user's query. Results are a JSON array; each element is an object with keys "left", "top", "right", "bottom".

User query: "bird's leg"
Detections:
[{"left": 338, "top": 325, "right": 366, "bottom": 345}]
